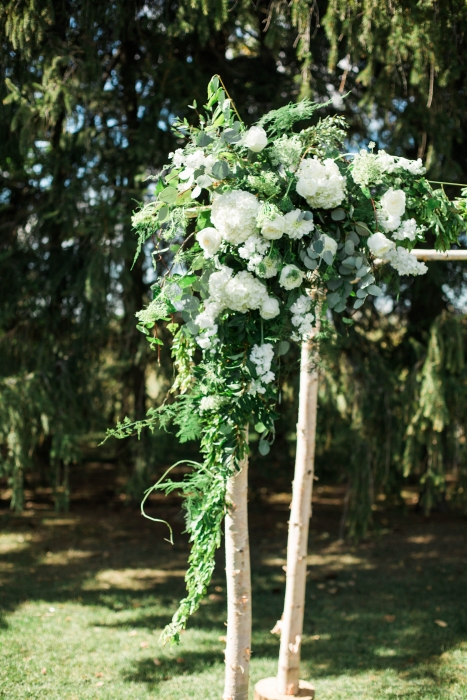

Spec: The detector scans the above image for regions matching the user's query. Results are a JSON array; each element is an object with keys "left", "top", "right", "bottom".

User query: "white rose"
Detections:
[
  {"left": 380, "top": 188, "right": 406, "bottom": 217},
  {"left": 261, "top": 215, "right": 286, "bottom": 240},
  {"left": 243, "top": 126, "right": 268, "bottom": 152},
  {"left": 260, "top": 297, "right": 280, "bottom": 319},
  {"left": 196, "top": 227, "right": 222, "bottom": 258},
  {"left": 279, "top": 264, "right": 305, "bottom": 290},
  {"left": 367, "top": 232, "right": 395, "bottom": 257},
  {"left": 321, "top": 234, "right": 338, "bottom": 256}
]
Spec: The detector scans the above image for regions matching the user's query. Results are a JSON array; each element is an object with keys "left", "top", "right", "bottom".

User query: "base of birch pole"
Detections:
[{"left": 254, "top": 677, "right": 315, "bottom": 700}]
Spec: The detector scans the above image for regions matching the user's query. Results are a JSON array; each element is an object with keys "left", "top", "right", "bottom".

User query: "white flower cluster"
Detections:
[
  {"left": 211, "top": 190, "right": 260, "bottom": 244},
  {"left": 367, "top": 232, "right": 427, "bottom": 276},
  {"left": 271, "top": 134, "right": 303, "bottom": 172},
  {"left": 296, "top": 157, "right": 346, "bottom": 209},
  {"left": 392, "top": 218, "right": 425, "bottom": 242},
  {"left": 257, "top": 204, "right": 314, "bottom": 242},
  {"left": 238, "top": 234, "right": 272, "bottom": 275},
  {"left": 352, "top": 149, "right": 426, "bottom": 187},
  {"left": 199, "top": 395, "right": 225, "bottom": 412},
  {"left": 290, "top": 295, "right": 314, "bottom": 340},
  {"left": 194, "top": 265, "right": 280, "bottom": 349},
  {"left": 249, "top": 343, "right": 275, "bottom": 395},
  {"left": 385, "top": 247, "right": 428, "bottom": 276},
  {"left": 169, "top": 148, "right": 217, "bottom": 198}
]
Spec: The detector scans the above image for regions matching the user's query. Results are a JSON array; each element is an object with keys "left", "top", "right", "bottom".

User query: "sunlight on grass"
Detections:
[{"left": 0, "top": 509, "right": 466, "bottom": 699}]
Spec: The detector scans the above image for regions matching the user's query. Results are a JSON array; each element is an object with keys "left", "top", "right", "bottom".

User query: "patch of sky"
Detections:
[
  {"left": 66, "top": 106, "right": 85, "bottom": 134},
  {"left": 137, "top": 3, "right": 163, "bottom": 19},
  {"left": 0, "top": 189, "right": 11, "bottom": 204},
  {"left": 39, "top": 175, "right": 53, "bottom": 189},
  {"left": 106, "top": 118, "right": 118, "bottom": 128},
  {"left": 392, "top": 98, "right": 408, "bottom": 113},
  {"left": 443, "top": 282, "right": 467, "bottom": 313},
  {"left": 186, "top": 55, "right": 193, "bottom": 63},
  {"left": 32, "top": 164, "right": 43, "bottom": 175},
  {"left": 35, "top": 140, "right": 50, "bottom": 150},
  {"left": 137, "top": 106, "right": 145, "bottom": 120}
]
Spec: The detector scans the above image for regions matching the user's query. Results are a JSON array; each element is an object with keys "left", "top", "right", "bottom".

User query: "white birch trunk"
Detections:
[
  {"left": 277, "top": 338, "right": 319, "bottom": 695},
  {"left": 223, "top": 436, "right": 252, "bottom": 700}
]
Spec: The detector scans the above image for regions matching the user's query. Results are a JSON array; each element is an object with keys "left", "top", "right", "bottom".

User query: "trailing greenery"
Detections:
[{"left": 107, "top": 75, "right": 467, "bottom": 640}]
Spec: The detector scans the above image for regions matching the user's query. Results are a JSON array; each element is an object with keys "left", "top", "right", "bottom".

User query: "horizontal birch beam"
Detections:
[{"left": 411, "top": 249, "right": 467, "bottom": 260}]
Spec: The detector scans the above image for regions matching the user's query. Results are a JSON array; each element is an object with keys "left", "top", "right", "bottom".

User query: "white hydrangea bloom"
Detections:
[
  {"left": 380, "top": 212, "right": 401, "bottom": 233},
  {"left": 249, "top": 343, "right": 275, "bottom": 394},
  {"left": 392, "top": 218, "right": 422, "bottom": 242},
  {"left": 224, "top": 271, "right": 268, "bottom": 313},
  {"left": 211, "top": 190, "right": 260, "bottom": 244},
  {"left": 290, "top": 295, "right": 314, "bottom": 340},
  {"left": 284, "top": 209, "right": 314, "bottom": 240},
  {"left": 208, "top": 265, "right": 233, "bottom": 302},
  {"left": 238, "top": 234, "right": 270, "bottom": 262},
  {"left": 184, "top": 150, "right": 207, "bottom": 170},
  {"left": 296, "top": 157, "right": 346, "bottom": 209},
  {"left": 279, "top": 264, "right": 305, "bottom": 290},
  {"left": 386, "top": 247, "right": 428, "bottom": 276},
  {"left": 376, "top": 151, "right": 425, "bottom": 176}
]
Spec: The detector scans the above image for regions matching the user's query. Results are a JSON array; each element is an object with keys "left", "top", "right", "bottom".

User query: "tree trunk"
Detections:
[
  {"left": 277, "top": 338, "right": 319, "bottom": 695},
  {"left": 223, "top": 436, "right": 252, "bottom": 700}
]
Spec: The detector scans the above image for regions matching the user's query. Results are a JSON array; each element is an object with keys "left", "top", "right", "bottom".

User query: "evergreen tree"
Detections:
[{"left": 1, "top": 0, "right": 466, "bottom": 526}]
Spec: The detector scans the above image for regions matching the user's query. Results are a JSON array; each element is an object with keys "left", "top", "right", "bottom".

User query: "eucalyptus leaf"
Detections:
[
  {"left": 313, "top": 239, "right": 324, "bottom": 254},
  {"left": 304, "top": 256, "right": 318, "bottom": 270},
  {"left": 255, "top": 422, "right": 266, "bottom": 433},
  {"left": 197, "top": 132, "right": 213, "bottom": 147},
  {"left": 327, "top": 278, "right": 343, "bottom": 290},
  {"left": 322, "top": 250, "right": 334, "bottom": 266},
  {"left": 367, "top": 284, "right": 383, "bottom": 296},
  {"left": 186, "top": 321, "right": 200, "bottom": 335},
  {"left": 158, "top": 205, "right": 169, "bottom": 222},
  {"left": 259, "top": 439, "right": 270, "bottom": 456},
  {"left": 212, "top": 161, "right": 230, "bottom": 179},
  {"left": 348, "top": 230, "right": 360, "bottom": 245},
  {"left": 342, "top": 256, "right": 356, "bottom": 268},
  {"left": 331, "top": 208, "right": 346, "bottom": 221},
  {"left": 355, "top": 221, "right": 371, "bottom": 237},
  {"left": 353, "top": 297, "right": 366, "bottom": 309},
  {"left": 344, "top": 239, "right": 355, "bottom": 255},
  {"left": 356, "top": 288, "right": 368, "bottom": 299},
  {"left": 159, "top": 186, "right": 178, "bottom": 204},
  {"left": 276, "top": 340, "right": 290, "bottom": 356},
  {"left": 334, "top": 300, "right": 347, "bottom": 313},
  {"left": 327, "top": 292, "right": 341, "bottom": 308}
]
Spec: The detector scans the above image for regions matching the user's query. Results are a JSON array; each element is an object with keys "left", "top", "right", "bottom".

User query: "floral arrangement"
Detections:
[{"left": 110, "top": 76, "right": 466, "bottom": 642}]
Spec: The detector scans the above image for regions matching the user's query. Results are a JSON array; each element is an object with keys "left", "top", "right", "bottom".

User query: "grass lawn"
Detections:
[{"left": 1, "top": 485, "right": 466, "bottom": 699}]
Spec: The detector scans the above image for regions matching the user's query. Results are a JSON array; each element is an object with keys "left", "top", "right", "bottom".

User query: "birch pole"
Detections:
[
  {"left": 223, "top": 432, "right": 252, "bottom": 700},
  {"left": 254, "top": 337, "right": 318, "bottom": 700}
]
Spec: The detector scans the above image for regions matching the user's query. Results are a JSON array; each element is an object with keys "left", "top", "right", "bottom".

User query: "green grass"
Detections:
[{"left": 0, "top": 494, "right": 466, "bottom": 699}]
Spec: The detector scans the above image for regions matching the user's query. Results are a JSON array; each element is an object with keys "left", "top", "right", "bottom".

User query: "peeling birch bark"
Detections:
[
  {"left": 277, "top": 338, "right": 319, "bottom": 695},
  {"left": 223, "top": 437, "right": 252, "bottom": 700}
]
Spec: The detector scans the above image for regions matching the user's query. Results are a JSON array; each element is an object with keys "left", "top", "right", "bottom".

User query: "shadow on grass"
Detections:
[{"left": 1, "top": 503, "right": 466, "bottom": 693}]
